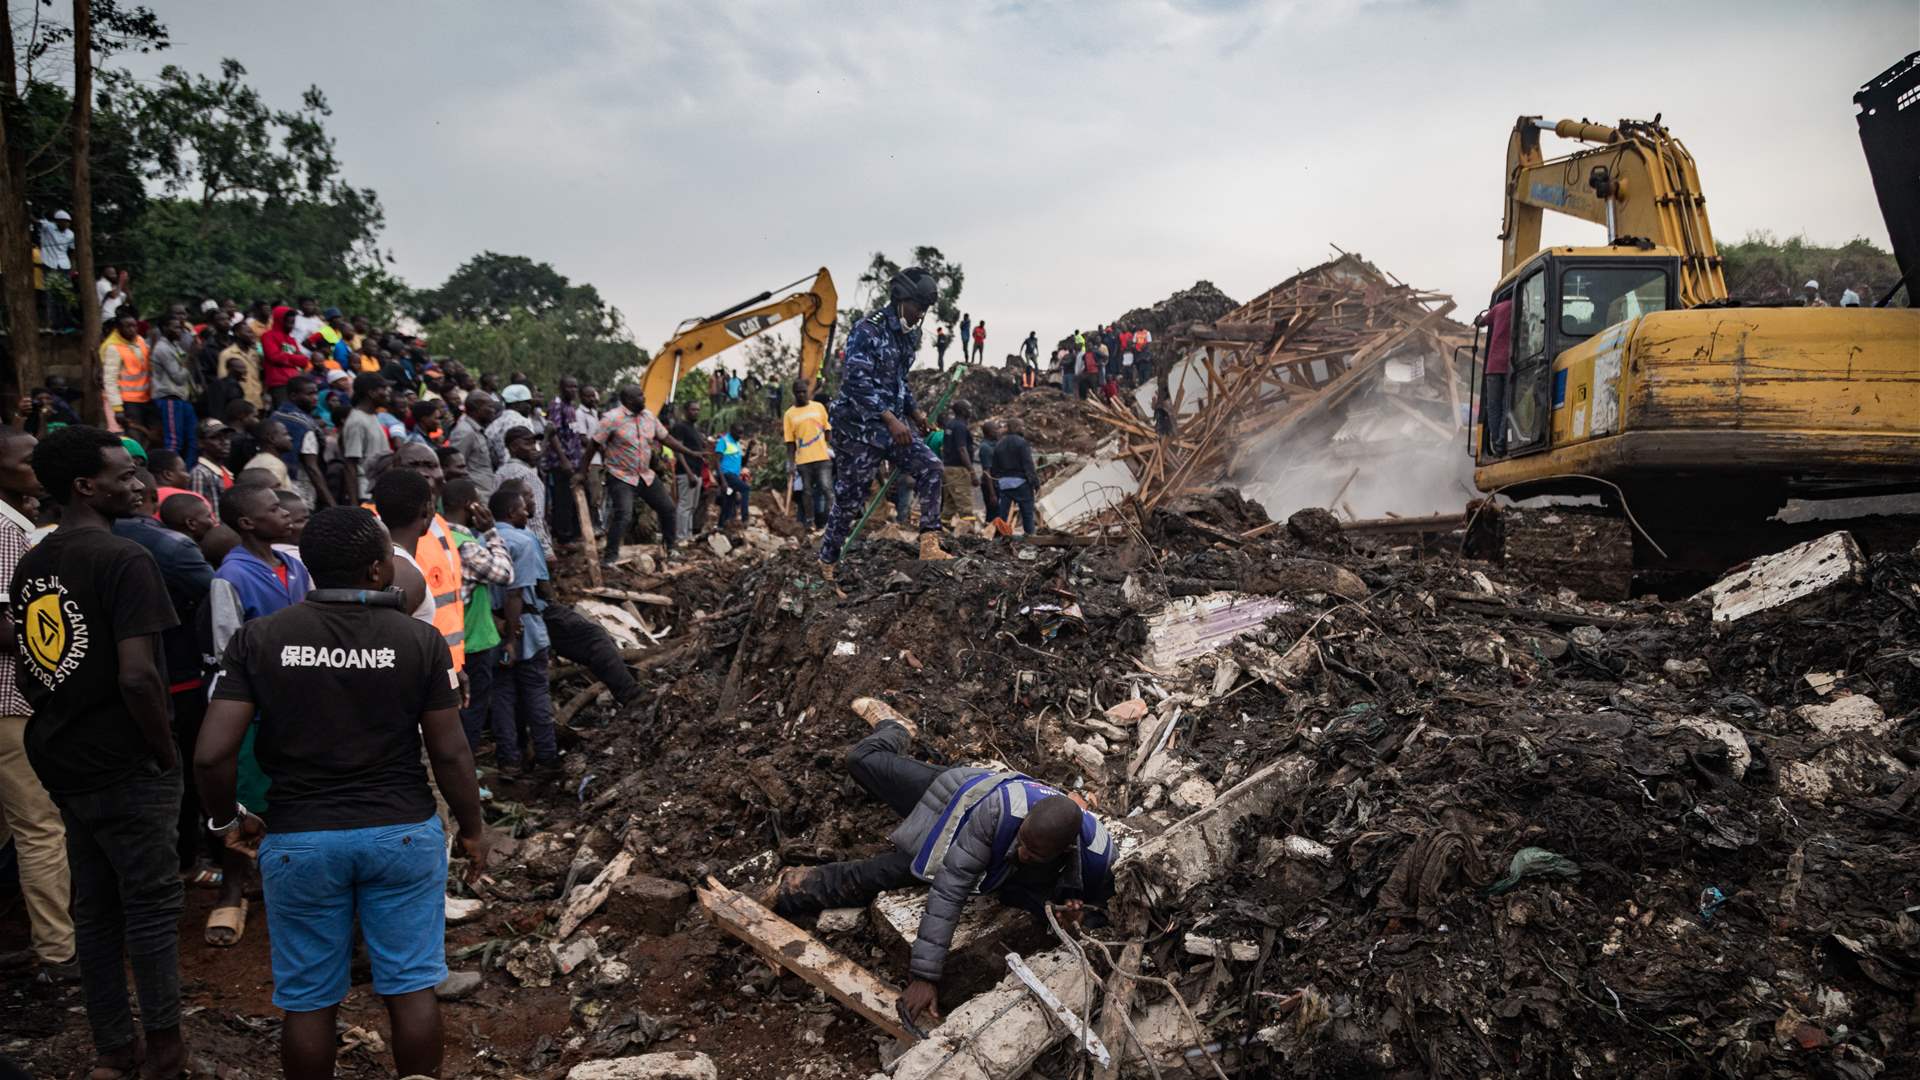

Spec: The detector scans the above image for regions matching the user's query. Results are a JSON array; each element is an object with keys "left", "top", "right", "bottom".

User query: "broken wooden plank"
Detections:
[
  {"left": 553, "top": 850, "right": 634, "bottom": 939},
  {"left": 697, "top": 876, "right": 911, "bottom": 1042},
  {"left": 1007, "top": 952, "right": 1111, "bottom": 1068},
  {"left": 1090, "top": 940, "right": 1143, "bottom": 1080},
  {"left": 576, "top": 487, "right": 603, "bottom": 589},
  {"left": 590, "top": 587, "right": 676, "bottom": 607}
]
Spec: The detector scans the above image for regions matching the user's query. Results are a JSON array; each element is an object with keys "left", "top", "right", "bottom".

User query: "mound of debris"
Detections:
[
  {"left": 15, "top": 484, "right": 1912, "bottom": 1079},
  {"left": 1056, "top": 280, "right": 1241, "bottom": 353},
  {"left": 454, "top": 511, "right": 1918, "bottom": 1078}
]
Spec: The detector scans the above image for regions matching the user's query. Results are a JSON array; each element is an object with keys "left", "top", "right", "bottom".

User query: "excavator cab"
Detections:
[{"left": 1471, "top": 247, "right": 1679, "bottom": 468}]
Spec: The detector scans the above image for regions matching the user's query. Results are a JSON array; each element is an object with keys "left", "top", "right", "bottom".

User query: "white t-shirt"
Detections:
[
  {"left": 292, "top": 313, "right": 325, "bottom": 343},
  {"left": 393, "top": 545, "right": 436, "bottom": 624},
  {"left": 38, "top": 221, "right": 74, "bottom": 271}
]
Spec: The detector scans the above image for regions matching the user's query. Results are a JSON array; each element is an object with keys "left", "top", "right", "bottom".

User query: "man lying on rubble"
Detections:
[{"left": 765, "top": 702, "right": 1115, "bottom": 1026}]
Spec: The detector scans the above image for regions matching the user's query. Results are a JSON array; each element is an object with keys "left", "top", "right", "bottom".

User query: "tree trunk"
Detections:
[
  {"left": 70, "top": 0, "right": 101, "bottom": 423},
  {"left": 0, "top": 11, "right": 46, "bottom": 398}
]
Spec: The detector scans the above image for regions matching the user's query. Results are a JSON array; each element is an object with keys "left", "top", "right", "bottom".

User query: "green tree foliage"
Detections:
[
  {"left": 853, "top": 245, "right": 964, "bottom": 326},
  {"left": 12, "top": 78, "right": 146, "bottom": 269},
  {"left": 1720, "top": 232, "right": 1903, "bottom": 306},
  {"left": 412, "top": 252, "right": 647, "bottom": 390},
  {"left": 100, "top": 59, "right": 391, "bottom": 316}
]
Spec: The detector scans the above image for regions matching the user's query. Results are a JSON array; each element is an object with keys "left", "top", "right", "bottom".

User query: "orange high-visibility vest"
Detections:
[
  {"left": 365, "top": 506, "right": 468, "bottom": 671},
  {"left": 108, "top": 335, "right": 152, "bottom": 404},
  {"left": 418, "top": 514, "right": 466, "bottom": 671}
]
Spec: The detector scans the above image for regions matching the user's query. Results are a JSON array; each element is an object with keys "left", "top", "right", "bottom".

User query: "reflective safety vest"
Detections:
[
  {"left": 417, "top": 514, "right": 466, "bottom": 670},
  {"left": 107, "top": 334, "right": 152, "bottom": 404},
  {"left": 366, "top": 504, "right": 467, "bottom": 670},
  {"left": 911, "top": 771, "right": 1113, "bottom": 895}
]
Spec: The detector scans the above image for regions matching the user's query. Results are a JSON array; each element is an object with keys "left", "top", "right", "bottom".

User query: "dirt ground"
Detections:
[{"left": 5, "top": 373, "right": 1917, "bottom": 1078}]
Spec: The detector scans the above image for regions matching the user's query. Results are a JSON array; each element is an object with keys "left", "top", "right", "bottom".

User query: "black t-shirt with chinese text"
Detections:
[
  {"left": 211, "top": 599, "right": 460, "bottom": 833},
  {"left": 12, "top": 525, "right": 179, "bottom": 796}
]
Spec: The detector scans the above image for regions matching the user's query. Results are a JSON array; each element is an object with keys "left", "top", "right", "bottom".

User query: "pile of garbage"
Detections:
[
  {"left": 1053, "top": 280, "right": 1241, "bottom": 355},
  {"left": 469, "top": 491, "right": 1919, "bottom": 1079}
]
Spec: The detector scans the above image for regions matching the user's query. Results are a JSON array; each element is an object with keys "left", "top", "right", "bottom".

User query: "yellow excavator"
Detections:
[
  {"left": 639, "top": 268, "right": 838, "bottom": 414},
  {"left": 1467, "top": 54, "right": 1920, "bottom": 594}
]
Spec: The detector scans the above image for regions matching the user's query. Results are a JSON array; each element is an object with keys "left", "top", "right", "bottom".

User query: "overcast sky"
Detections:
[{"left": 117, "top": 0, "right": 1910, "bottom": 359}]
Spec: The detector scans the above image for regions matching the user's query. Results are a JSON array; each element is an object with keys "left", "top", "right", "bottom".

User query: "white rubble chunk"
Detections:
[
  {"left": 1796, "top": 695, "right": 1891, "bottom": 737},
  {"left": 887, "top": 948, "right": 1091, "bottom": 1080},
  {"left": 567, "top": 1052, "right": 717, "bottom": 1080},
  {"left": 1169, "top": 776, "right": 1218, "bottom": 811},
  {"left": 816, "top": 907, "right": 865, "bottom": 934},
  {"left": 1183, "top": 934, "right": 1261, "bottom": 962},
  {"left": 1697, "top": 531, "right": 1864, "bottom": 623},
  {"left": 1143, "top": 592, "right": 1294, "bottom": 672},
  {"left": 1679, "top": 717, "right": 1753, "bottom": 780}
]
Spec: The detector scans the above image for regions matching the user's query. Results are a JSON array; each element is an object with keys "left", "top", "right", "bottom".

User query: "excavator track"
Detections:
[{"left": 1465, "top": 498, "right": 1920, "bottom": 601}]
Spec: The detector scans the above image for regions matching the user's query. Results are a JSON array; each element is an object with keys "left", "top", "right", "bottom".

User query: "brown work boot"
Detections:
[
  {"left": 918, "top": 531, "right": 953, "bottom": 561},
  {"left": 820, "top": 560, "right": 836, "bottom": 581},
  {"left": 852, "top": 697, "right": 918, "bottom": 740}
]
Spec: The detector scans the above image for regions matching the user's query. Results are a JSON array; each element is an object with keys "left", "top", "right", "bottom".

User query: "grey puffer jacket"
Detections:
[{"left": 889, "top": 767, "right": 1091, "bottom": 982}]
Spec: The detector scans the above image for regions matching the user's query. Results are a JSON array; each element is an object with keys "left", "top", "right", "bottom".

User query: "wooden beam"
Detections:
[
  {"left": 576, "top": 488, "right": 603, "bottom": 588},
  {"left": 697, "top": 877, "right": 912, "bottom": 1042},
  {"left": 589, "top": 587, "right": 675, "bottom": 607}
]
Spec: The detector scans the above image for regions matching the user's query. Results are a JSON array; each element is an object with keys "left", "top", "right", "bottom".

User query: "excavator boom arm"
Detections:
[
  {"left": 640, "top": 267, "right": 839, "bottom": 414},
  {"left": 1501, "top": 117, "right": 1727, "bottom": 307}
]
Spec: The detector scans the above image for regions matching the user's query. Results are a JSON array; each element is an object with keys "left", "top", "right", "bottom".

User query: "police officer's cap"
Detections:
[{"left": 889, "top": 267, "right": 939, "bottom": 308}]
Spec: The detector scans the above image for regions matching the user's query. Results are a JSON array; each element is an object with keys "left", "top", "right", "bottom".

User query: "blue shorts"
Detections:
[{"left": 258, "top": 816, "right": 448, "bottom": 1012}]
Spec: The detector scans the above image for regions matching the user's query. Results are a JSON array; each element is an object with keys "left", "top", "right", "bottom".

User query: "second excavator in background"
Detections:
[
  {"left": 1465, "top": 51, "right": 1920, "bottom": 596},
  {"left": 639, "top": 268, "right": 839, "bottom": 415}
]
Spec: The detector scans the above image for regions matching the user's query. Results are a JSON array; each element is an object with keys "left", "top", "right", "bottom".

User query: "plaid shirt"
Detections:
[
  {"left": 0, "top": 502, "right": 33, "bottom": 715},
  {"left": 592, "top": 405, "right": 668, "bottom": 488}
]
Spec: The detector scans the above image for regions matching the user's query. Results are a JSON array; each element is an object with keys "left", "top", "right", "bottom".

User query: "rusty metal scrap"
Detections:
[{"left": 1092, "top": 250, "right": 1474, "bottom": 517}]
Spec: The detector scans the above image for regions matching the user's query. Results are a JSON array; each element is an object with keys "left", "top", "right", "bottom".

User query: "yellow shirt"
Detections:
[{"left": 783, "top": 401, "right": 832, "bottom": 465}]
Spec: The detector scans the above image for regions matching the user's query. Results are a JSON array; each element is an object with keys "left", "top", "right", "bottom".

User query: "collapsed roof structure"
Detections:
[{"left": 1053, "top": 252, "right": 1478, "bottom": 528}]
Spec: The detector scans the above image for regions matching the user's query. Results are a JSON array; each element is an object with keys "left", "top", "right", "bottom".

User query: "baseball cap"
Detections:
[
  {"left": 502, "top": 383, "right": 533, "bottom": 404},
  {"left": 53, "top": 210, "right": 71, "bottom": 222},
  {"left": 199, "top": 418, "right": 231, "bottom": 437}
]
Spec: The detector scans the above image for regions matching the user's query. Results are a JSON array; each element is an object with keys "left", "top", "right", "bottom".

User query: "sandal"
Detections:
[{"left": 205, "top": 899, "right": 249, "bottom": 947}]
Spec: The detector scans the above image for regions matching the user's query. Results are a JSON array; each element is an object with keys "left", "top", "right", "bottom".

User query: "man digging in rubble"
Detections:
[
  {"left": 764, "top": 701, "right": 1115, "bottom": 1026},
  {"left": 818, "top": 268, "right": 951, "bottom": 570}
]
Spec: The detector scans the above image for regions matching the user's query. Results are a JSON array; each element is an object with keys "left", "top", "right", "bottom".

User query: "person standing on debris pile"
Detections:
[
  {"left": 1021, "top": 331, "right": 1039, "bottom": 373},
  {"left": 1475, "top": 296, "right": 1514, "bottom": 456},
  {"left": 488, "top": 484, "right": 558, "bottom": 776},
  {"left": 939, "top": 400, "right": 980, "bottom": 525},
  {"left": 1056, "top": 346, "right": 1075, "bottom": 397},
  {"left": 194, "top": 505, "right": 487, "bottom": 1080},
  {"left": 990, "top": 419, "right": 1041, "bottom": 535},
  {"left": 783, "top": 379, "right": 833, "bottom": 531},
  {"left": 765, "top": 702, "right": 1114, "bottom": 1025},
  {"left": 958, "top": 313, "right": 971, "bottom": 366},
  {"left": 976, "top": 420, "right": 1002, "bottom": 521},
  {"left": 584, "top": 385, "right": 700, "bottom": 568},
  {"left": 933, "top": 324, "right": 952, "bottom": 371},
  {"left": 970, "top": 320, "right": 986, "bottom": 364},
  {"left": 439, "top": 479, "right": 513, "bottom": 756},
  {"left": 818, "top": 269, "right": 951, "bottom": 567},
  {"left": 1134, "top": 326, "right": 1153, "bottom": 382}
]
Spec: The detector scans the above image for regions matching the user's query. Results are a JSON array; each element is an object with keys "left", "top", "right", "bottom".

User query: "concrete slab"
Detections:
[{"left": 1697, "top": 531, "right": 1864, "bottom": 623}]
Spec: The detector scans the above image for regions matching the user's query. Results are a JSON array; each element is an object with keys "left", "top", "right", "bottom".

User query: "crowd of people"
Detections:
[
  {"left": 0, "top": 289, "right": 830, "bottom": 1077},
  {"left": 1053, "top": 323, "right": 1154, "bottom": 401}
]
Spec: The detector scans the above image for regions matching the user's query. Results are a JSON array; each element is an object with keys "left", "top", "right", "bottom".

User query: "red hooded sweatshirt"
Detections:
[{"left": 260, "top": 304, "right": 309, "bottom": 388}]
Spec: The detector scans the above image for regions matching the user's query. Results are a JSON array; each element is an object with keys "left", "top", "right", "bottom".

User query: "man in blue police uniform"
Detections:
[
  {"left": 818, "top": 268, "right": 951, "bottom": 568},
  {"left": 765, "top": 703, "right": 1114, "bottom": 1027}
]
